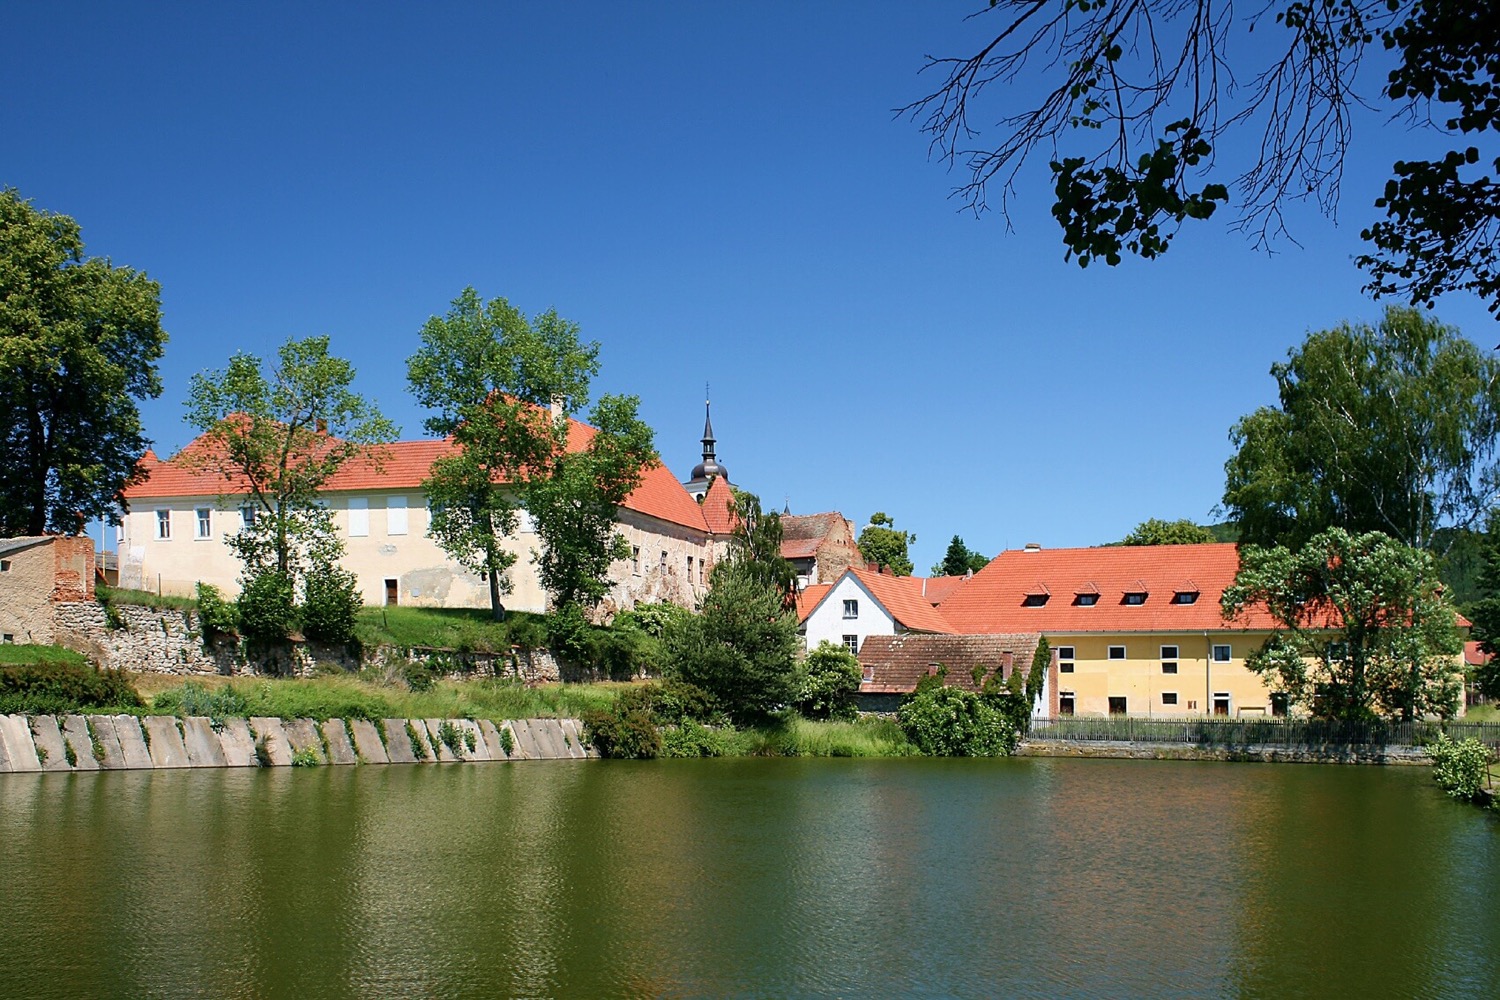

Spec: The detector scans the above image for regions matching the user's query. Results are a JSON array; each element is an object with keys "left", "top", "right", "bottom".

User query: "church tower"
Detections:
[{"left": 683, "top": 397, "right": 728, "bottom": 500}]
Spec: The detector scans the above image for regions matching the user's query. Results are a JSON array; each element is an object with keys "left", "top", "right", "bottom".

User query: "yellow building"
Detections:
[{"left": 938, "top": 543, "right": 1292, "bottom": 718}]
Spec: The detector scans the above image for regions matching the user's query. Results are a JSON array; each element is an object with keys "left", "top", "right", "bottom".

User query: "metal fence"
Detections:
[{"left": 1028, "top": 716, "right": 1500, "bottom": 748}]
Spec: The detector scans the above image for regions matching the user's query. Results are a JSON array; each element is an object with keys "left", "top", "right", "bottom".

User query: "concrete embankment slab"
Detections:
[
  {"left": 181, "top": 718, "right": 228, "bottom": 767},
  {"left": 282, "top": 719, "right": 324, "bottom": 764},
  {"left": 0, "top": 722, "right": 11, "bottom": 772},
  {"left": 217, "top": 718, "right": 258, "bottom": 767},
  {"left": 350, "top": 719, "right": 388, "bottom": 763},
  {"left": 143, "top": 716, "right": 190, "bottom": 768},
  {"left": 559, "top": 719, "right": 590, "bottom": 758},
  {"left": 320, "top": 719, "right": 358, "bottom": 764},
  {"left": 88, "top": 716, "right": 126, "bottom": 769},
  {"left": 112, "top": 715, "right": 153, "bottom": 769},
  {"left": 30, "top": 716, "right": 72, "bottom": 771},
  {"left": 477, "top": 720, "right": 508, "bottom": 760},
  {"left": 509, "top": 719, "right": 541, "bottom": 759},
  {"left": 382, "top": 719, "right": 419, "bottom": 763},
  {"left": 61, "top": 715, "right": 100, "bottom": 770},
  {"left": 249, "top": 718, "right": 292, "bottom": 767},
  {"left": 423, "top": 719, "right": 459, "bottom": 762},
  {"left": 2, "top": 716, "right": 42, "bottom": 771},
  {"left": 454, "top": 719, "right": 489, "bottom": 761},
  {"left": 534, "top": 719, "right": 569, "bottom": 759}
]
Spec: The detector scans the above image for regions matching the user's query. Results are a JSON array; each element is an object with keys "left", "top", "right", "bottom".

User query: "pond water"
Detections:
[{"left": 1, "top": 757, "right": 1496, "bottom": 998}]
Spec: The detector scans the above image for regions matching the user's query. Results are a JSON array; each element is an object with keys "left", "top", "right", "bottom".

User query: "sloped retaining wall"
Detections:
[
  {"left": 1017, "top": 737, "right": 1433, "bottom": 765},
  {"left": 0, "top": 714, "right": 593, "bottom": 773}
]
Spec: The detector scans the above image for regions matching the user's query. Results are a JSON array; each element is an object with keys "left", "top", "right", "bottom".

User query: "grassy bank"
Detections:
[
  {"left": 0, "top": 644, "right": 90, "bottom": 667},
  {"left": 132, "top": 672, "right": 626, "bottom": 723}
]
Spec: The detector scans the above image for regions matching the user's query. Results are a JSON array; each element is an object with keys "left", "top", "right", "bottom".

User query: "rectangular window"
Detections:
[
  {"left": 842, "top": 634, "right": 859, "bottom": 654},
  {"left": 687, "top": 555, "right": 694, "bottom": 581},
  {"left": 195, "top": 508, "right": 212, "bottom": 539},
  {"left": 699, "top": 560, "right": 705, "bottom": 586},
  {"left": 1057, "top": 645, "right": 1075, "bottom": 673},
  {"left": 1108, "top": 696, "right": 1127, "bottom": 715},
  {"left": 155, "top": 509, "right": 171, "bottom": 540},
  {"left": 1055, "top": 646, "right": 1074, "bottom": 661},
  {"left": 1162, "top": 661, "right": 1178, "bottom": 675},
  {"left": 843, "top": 599, "right": 859, "bottom": 619},
  {"left": 1173, "top": 591, "right": 1199, "bottom": 604},
  {"left": 1, "top": 634, "right": 12, "bottom": 644},
  {"left": 1160, "top": 645, "right": 1179, "bottom": 660},
  {"left": 1059, "top": 692, "right": 1075, "bottom": 716},
  {"left": 1059, "top": 661, "right": 1074, "bottom": 674},
  {"left": 1213, "top": 693, "right": 1231, "bottom": 716},
  {"left": 386, "top": 496, "right": 408, "bottom": 536},
  {"left": 348, "top": 497, "right": 369, "bottom": 537},
  {"left": 661, "top": 551, "right": 668, "bottom": 574},
  {"left": 1124, "top": 592, "right": 1147, "bottom": 605},
  {"left": 1271, "top": 693, "right": 1289, "bottom": 717},
  {"left": 240, "top": 505, "right": 256, "bottom": 528},
  {"left": 1108, "top": 645, "right": 1126, "bottom": 660},
  {"left": 1212, "top": 644, "right": 1232, "bottom": 662},
  {"left": 632, "top": 546, "right": 641, "bottom": 575},
  {"left": 1162, "top": 692, "right": 1178, "bottom": 705}
]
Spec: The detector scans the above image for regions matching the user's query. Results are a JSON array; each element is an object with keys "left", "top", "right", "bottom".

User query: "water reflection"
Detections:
[{"left": 1, "top": 758, "right": 1496, "bottom": 998}]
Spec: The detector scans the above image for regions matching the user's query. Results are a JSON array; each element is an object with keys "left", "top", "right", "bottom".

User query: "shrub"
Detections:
[
  {"left": 301, "top": 563, "right": 361, "bottom": 644},
  {"left": 505, "top": 613, "right": 547, "bottom": 651},
  {"left": 547, "top": 603, "right": 594, "bottom": 665},
  {"left": 581, "top": 704, "right": 661, "bottom": 759},
  {"left": 0, "top": 660, "right": 144, "bottom": 715},
  {"left": 614, "top": 602, "right": 692, "bottom": 638},
  {"left": 660, "top": 719, "right": 735, "bottom": 758},
  {"left": 591, "top": 627, "right": 663, "bottom": 681},
  {"left": 1429, "top": 732, "right": 1493, "bottom": 802},
  {"left": 797, "top": 641, "right": 862, "bottom": 721},
  {"left": 899, "top": 682, "right": 1019, "bottom": 757},
  {"left": 403, "top": 658, "right": 441, "bottom": 692},
  {"left": 195, "top": 583, "right": 239, "bottom": 637},
  {"left": 237, "top": 571, "right": 296, "bottom": 640}
]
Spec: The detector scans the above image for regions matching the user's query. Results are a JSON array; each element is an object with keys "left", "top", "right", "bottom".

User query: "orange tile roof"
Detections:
[
  {"left": 1465, "top": 640, "right": 1492, "bottom": 667},
  {"left": 795, "top": 583, "right": 833, "bottom": 623},
  {"left": 699, "top": 476, "right": 739, "bottom": 535},
  {"left": 937, "top": 543, "right": 1283, "bottom": 632},
  {"left": 124, "top": 419, "right": 711, "bottom": 533},
  {"left": 780, "top": 536, "right": 823, "bottom": 559},
  {"left": 846, "top": 567, "right": 955, "bottom": 633},
  {"left": 897, "top": 575, "right": 971, "bottom": 606}
]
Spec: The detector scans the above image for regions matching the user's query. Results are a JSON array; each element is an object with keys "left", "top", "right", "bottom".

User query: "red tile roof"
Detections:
[
  {"left": 1465, "top": 640, "right": 1493, "bottom": 667},
  {"left": 937, "top": 543, "right": 1283, "bottom": 632},
  {"left": 912, "top": 576, "right": 971, "bottom": 606},
  {"left": 699, "top": 476, "right": 739, "bottom": 535},
  {"left": 846, "top": 567, "right": 955, "bottom": 634},
  {"left": 857, "top": 633, "right": 1041, "bottom": 694},
  {"left": 795, "top": 583, "right": 833, "bottom": 622},
  {"left": 124, "top": 420, "right": 711, "bottom": 533}
]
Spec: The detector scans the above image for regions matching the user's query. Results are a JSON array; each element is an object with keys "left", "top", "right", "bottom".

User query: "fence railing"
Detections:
[{"left": 1027, "top": 716, "right": 1500, "bottom": 748}]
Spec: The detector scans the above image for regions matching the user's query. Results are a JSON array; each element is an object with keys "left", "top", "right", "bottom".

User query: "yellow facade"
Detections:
[{"left": 1049, "top": 631, "right": 1283, "bottom": 718}]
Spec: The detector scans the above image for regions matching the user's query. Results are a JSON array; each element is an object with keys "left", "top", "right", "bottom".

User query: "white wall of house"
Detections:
[
  {"left": 802, "top": 574, "right": 897, "bottom": 655},
  {"left": 119, "top": 489, "right": 712, "bottom": 615}
]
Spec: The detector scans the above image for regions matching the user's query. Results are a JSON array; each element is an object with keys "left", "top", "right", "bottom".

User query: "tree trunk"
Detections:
[{"left": 488, "top": 567, "right": 505, "bottom": 622}]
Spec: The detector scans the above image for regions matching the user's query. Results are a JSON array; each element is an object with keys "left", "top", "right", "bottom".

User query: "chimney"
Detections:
[{"left": 1023, "top": 542, "right": 1042, "bottom": 553}]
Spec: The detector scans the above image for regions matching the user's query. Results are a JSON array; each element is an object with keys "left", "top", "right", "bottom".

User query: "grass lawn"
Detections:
[
  {"left": 96, "top": 584, "right": 198, "bottom": 612},
  {"left": 352, "top": 605, "right": 545, "bottom": 652},
  {"left": 1463, "top": 703, "right": 1499, "bottom": 723},
  {"left": 0, "top": 644, "right": 90, "bottom": 667},
  {"left": 132, "top": 671, "right": 627, "bottom": 723}
]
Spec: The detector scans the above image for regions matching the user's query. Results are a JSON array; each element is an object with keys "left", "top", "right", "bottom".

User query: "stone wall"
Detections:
[
  {"left": 51, "top": 601, "right": 566, "bottom": 682},
  {"left": 0, "top": 713, "right": 593, "bottom": 773}
]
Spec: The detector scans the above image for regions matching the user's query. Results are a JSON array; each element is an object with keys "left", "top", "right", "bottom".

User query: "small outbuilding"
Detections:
[{"left": 0, "top": 535, "right": 95, "bottom": 646}]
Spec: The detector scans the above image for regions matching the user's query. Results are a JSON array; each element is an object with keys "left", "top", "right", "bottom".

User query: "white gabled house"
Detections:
[{"left": 797, "top": 567, "right": 955, "bottom": 655}]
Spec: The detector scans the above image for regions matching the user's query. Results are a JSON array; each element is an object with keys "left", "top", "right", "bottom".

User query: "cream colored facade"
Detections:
[
  {"left": 1047, "top": 630, "right": 1283, "bottom": 718},
  {"left": 119, "top": 490, "right": 713, "bottom": 615}
]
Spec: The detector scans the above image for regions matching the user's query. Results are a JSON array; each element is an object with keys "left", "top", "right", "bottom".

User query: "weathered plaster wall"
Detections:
[{"left": 0, "top": 543, "right": 55, "bottom": 645}]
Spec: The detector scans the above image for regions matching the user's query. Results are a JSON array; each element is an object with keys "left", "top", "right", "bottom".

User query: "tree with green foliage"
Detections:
[
  {"left": 1222, "top": 528, "right": 1463, "bottom": 721},
  {"left": 797, "top": 641, "right": 863, "bottom": 721},
  {"left": 0, "top": 188, "right": 167, "bottom": 535},
  {"left": 664, "top": 559, "right": 802, "bottom": 725},
  {"left": 931, "top": 535, "right": 989, "bottom": 576},
  {"left": 858, "top": 512, "right": 916, "bottom": 577},
  {"left": 905, "top": 2, "right": 1500, "bottom": 317},
  {"left": 725, "top": 488, "right": 798, "bottom": 608},
  {"left": 1223, "top": 308, "right": 1500, "bottom": 553},
  {"left": 1463, "top": 513, "right": 1500, "bottom": 698},
  {"left": 1119, "top": 518, "right": 1217, "bottom": 546},
  {"left": 406, "top": 288, "right": 655, "bottom": 618},
  {"left": 185, "top": 336, "right": 395, "bottom": 637}
]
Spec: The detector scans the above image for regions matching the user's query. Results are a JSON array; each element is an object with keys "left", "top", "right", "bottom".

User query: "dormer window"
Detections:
[
  {"left": 1075, "top": 593, "right": 1098, "bottom": 606},
  {"left": 1023, "top": 593, "right": 1049, "bottom": 607},
  {"left": 1124, "top": 592, "right": 1147, "bottom": 605},
  {"left": 1172, "top": 591, "right": 1199, "bottom": 604}
]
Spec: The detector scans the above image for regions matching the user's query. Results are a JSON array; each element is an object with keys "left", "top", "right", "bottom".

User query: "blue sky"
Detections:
[{"left": 6, "top": 2, "right": 1494, "bottom": 572}]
